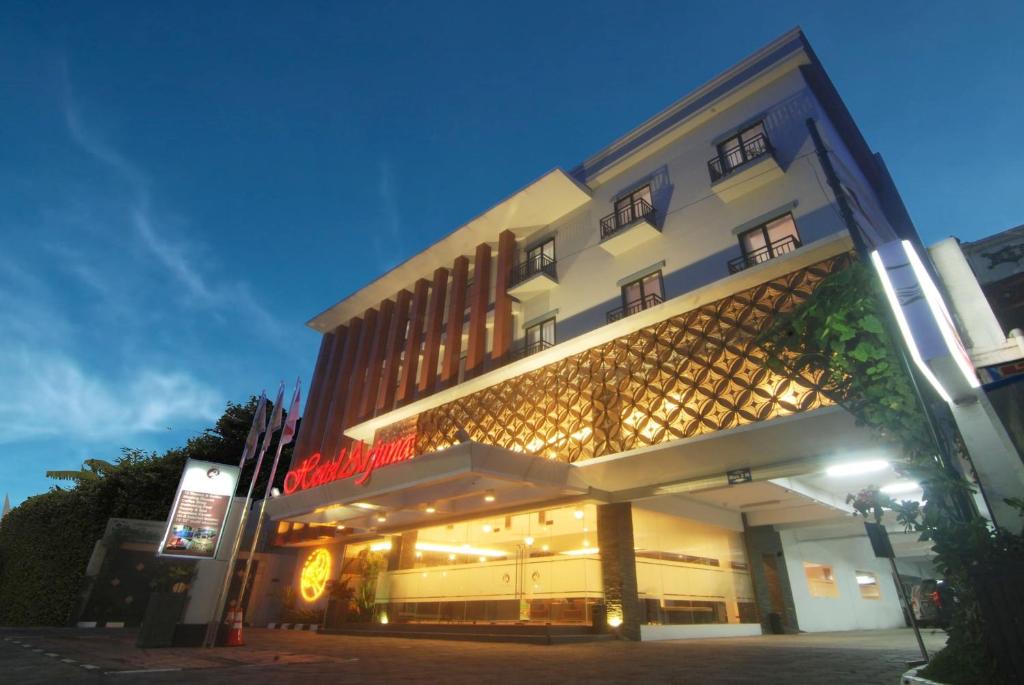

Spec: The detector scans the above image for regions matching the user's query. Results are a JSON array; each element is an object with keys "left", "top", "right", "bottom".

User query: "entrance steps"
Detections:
[{"left": 320, "top": 622, "right": 614, "bottom": 645}]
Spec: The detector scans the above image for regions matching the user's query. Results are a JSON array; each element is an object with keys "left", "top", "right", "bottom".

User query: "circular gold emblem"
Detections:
[{"left": 299, "top": 548, "right": 331, "bottom": 602}]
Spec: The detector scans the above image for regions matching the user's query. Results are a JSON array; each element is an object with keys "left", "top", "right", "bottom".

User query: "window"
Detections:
[
  {"left": 856, "top": 571, "right": 881, "bottom": 600},
  {"left": 733, "top": 213, "right": 801, "bottom": 271},
  {"left": 524, "top": 317, "right": 555, "bottom": 354},
  {"left": 613, "top": 185, "right": 653, "bottom": 227},
  {"left": 526, "top": 238, "right": 555, "bottom": 272},
  {"left": 621, "top": 270, "right": 663, "bottom": 309},
  {"left": 803, "top": 562, "right": 839, "bottom": 598},
  {"left": 715, "top": 121, "right": 769, "bottom": 176}
]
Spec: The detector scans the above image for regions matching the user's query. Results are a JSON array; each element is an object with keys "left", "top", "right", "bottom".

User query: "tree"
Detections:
[{"left": 0, "top": 396, "right": 294, "bottom": 626}]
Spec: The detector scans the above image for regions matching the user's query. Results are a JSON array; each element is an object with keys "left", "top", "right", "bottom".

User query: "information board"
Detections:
[{"left": 158, "top": 459, "right": 240, "bottom": 559}]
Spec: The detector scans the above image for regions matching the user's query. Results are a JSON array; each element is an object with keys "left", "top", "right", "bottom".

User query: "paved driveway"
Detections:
[{"left": 1, "top": 626, "right": 947, "bottom": 684}]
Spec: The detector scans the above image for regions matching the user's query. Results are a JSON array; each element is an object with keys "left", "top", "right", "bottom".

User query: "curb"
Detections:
[{"left": 266, "top": 623, "right": 320, "bottom": 632}]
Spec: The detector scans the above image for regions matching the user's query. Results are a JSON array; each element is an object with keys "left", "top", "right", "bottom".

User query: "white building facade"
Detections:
[{"left": 255, "top": 29, "right": 944, "bottom": 640}]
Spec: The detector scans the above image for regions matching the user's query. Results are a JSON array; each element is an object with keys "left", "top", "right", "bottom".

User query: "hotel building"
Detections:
[{"left": 262, "top": 29, "right": 937, "bottom": 640}]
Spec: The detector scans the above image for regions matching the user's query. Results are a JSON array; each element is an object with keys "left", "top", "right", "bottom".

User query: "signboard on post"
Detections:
[{"left": 158, "top": 459, "right": 240, "bottom": 559}]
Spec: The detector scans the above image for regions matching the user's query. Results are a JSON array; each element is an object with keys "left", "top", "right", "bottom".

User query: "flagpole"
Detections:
[
  {"left": 203, "top": 393, "right": 272, "bottom": 648},
  {"left": 235, "top": 379, "right": 301, "bottom": 616}
]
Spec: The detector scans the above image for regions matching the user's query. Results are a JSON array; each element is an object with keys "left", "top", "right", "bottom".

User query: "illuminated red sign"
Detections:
[{"left": 283, "top": 434, "right": 417, "bottom": 494}]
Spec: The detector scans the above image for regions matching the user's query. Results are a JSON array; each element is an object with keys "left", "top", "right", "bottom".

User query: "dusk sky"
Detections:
[{"left": 2, "top": 1, "right": 1022, "bottom": 506}]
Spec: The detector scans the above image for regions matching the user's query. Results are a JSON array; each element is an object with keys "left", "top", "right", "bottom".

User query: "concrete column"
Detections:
[
  {"left": 418, "top": 267, "right": 449, "bottom": 395},
  {"left": 292, "top": 326, "right": 342, "bottom": 463},
  {"left": 397, "top": 279, "right": 430, "bottom": 406},
  {"left": 492, "top": 230, "right": 516, "bottom": 361},
  {"left": 377, "top": 289, "right": 411, "bottom": 414},
  {"left": 357, "top": 299, "right": 394, "bottom": 422},
  {"left": 441, "top": 256, "right": 469, "bottom": 387},
  {"left": 317, "top": 316, "right": 363, "bottom": 459},
  {"left": 597, "top": 502, "right": 641, "bottom": 641},
  {"left": 743, "top": 519, "right": 799, "bottom": 634},
  {"left": 466, "top": 243, "right": 491, "bottom": 376}
]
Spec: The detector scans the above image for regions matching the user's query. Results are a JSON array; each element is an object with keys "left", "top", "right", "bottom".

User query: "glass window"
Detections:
[
  {"left": 803, "top": 562, "right": 840, "bottom": 598},
  {"left": 716, "top": 121, "right": 768, "bottom": 174},
  {"left": 738, "top": 213, "right": 801, "bottom": 265},
  {"left": 621, "top": 270, "right": 664, "bottom": 308},
  {"left": 614, "top": 185, "right": 653, "bottom": 226},
  {"left": 526, "top": 238, "right": 554, "bottom": 270},
  {"left": 856, "top": 571, "right": 881, "bottom": 600},
  {"left": 525, "top": 318, "right": 555, "bottom": 349}
]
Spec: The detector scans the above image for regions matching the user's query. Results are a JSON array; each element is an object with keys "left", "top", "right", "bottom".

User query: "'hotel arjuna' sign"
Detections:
[{"left": 283, "top": 434, "right": 417, "bottom": 494}]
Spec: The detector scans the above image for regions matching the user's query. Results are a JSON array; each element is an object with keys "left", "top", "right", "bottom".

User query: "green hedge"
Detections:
[{"left": 0, "top": 398, "right": 292, "bottom": 626}]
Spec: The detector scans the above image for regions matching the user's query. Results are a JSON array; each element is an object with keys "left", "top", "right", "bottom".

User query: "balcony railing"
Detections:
[
  {"left": 708, "top": 133, "right": 772, "bottom": 183},
  {"left": 600, "top": 197, "right": 656, "bottom": 240},
  {"left": 510, "top": 254, "right": 557, "bottom": 288},
  {"left": 606, "top": 292, "right": 664, "bottom": 323},
  {"left": 506, "top": 339, "right": 554, "bottom": 363},
  {"left": 727, "top": 235, "right": 801, "bottom": 274}
]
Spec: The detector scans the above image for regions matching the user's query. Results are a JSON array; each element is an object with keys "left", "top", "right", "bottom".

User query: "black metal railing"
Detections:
[
  {"left": 600, "top": 197, "right": 656, "bottom": 240},
  {"left": 708, "top": 133, "right": 772, "bottom": 182},
  {"left": 727, "top": 235, "right": 801, "bottom": 274},
  {"left": 509, "top": 254, "right": 557, "bottom": 288},
  {"left": 606, "top": 292, "right": 664, "bottom": 323},
  {"left": 506, "top": 339, "right": 554, "bottom": 363}
]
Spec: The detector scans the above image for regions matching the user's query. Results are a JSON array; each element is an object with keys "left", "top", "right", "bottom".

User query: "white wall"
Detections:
[
  {"left": 779, "top": 528, "right": 905, "bottom": 632},
  {"left": 510, "top": 66, "right": 893, "bottom": 350}
]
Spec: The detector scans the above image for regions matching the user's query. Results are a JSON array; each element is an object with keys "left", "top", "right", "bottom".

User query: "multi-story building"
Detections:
[{"left": 262, "top": 29, "right": 939, "bottom": 640}]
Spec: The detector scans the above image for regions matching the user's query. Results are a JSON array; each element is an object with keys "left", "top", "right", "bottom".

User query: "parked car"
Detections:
[{"left": 911, "top": 579, "right": 956, "bottom": 628}]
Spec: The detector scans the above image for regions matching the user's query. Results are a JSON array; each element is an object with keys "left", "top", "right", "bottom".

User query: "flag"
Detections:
[
  {"left": 242, "top": 392, "right": 268, "bottom": 463},
  {"left": 266, "top": 381, "right": 286, "bottom": 440},
  {"left": 280, "top": 378, "right": 302, "bottom": 446}
]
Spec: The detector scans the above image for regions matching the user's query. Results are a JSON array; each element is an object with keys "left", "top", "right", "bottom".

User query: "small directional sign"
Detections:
[{"left": 727, "top": 467, "right": 752, "bottom": 485}]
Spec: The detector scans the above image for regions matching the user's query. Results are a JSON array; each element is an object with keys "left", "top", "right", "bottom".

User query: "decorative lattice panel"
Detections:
[{"left": 411, "top": 254, "right": 851, "bottom": 463}]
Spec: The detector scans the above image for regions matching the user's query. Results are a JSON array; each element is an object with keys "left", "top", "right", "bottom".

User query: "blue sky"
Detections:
[{"left": 2, "top": 1, "right": 1022, "bottom": 506}]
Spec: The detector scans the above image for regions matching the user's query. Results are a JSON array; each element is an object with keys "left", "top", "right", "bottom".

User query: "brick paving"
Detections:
[{"left": 0, "top": 626, "right": 948, "bottom": 684}]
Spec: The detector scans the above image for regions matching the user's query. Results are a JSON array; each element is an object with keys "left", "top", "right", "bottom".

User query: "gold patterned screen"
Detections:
[{"left": 406, "top": 254, "right": 851, "bottom": 463}]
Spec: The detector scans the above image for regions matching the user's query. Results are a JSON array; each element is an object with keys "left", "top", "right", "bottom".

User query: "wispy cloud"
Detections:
[
  {"left": 56, "top": 60, "right": 295, "bottom": 351},
  {"left": 373, "top": 157, "right": 405, "bottom": 271},
  {"left": 0, "top": 346, "right": 221, "bottom": 444}
]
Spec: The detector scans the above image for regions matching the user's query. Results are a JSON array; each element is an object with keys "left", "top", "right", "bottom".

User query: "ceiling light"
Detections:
[
  {"left": 376, "top": 513, "right": 388, "bottom": 523},
  {"left": 425, "top": 503, "right": 436, "bottom": 514},
  {"left": 482, "top": 524, "right": 493, "bottom": 533},
  {"left": 541, "top": 544, "right": 550, "bottom": 552},
  {"left": 825, "top": 460, "right": 889, "bottom": 478},
  {"left": 880, "top": 481, "right": 921, "bottom": 494},
  {"left": 484, "top": 490, "right": 496, "bottom": 502},
  {"left": 353, "top": 502, "right": 376, "bottom": 510},
  {"left": 574, "top": 509, "right": 584, "bottom": 520},
  {"left": 335, "top": 525, "right": 345, "bottom": 531},
  {"left": 524, "top": 536, "right": 535, "bottom": 546}
]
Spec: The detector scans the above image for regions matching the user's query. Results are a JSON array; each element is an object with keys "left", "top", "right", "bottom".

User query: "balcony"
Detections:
[
  {"left": 506, "top": 339, "right": 554, "bottom": 363},
  {"left": 707, "top": 133, "right": 783, "bottom": 203},
  {"left": 598, "top": 198, "right": 660, "bottom": 256},
  {"left": 606, "top": 293, "right": 664, "bottom": 323},
  {"left": 727, "top": 235, "right": 802, "bottom": 274},
  {"left": 508, "top": 254, "right": 557, "bottom": 298}
]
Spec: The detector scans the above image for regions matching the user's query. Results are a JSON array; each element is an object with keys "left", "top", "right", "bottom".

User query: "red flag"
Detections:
[{"left": 281, "top": 378, "right": 302, "bottom": 446}]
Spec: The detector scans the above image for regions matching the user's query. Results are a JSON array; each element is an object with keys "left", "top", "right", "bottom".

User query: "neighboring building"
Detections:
[
  {"left": 930, "top": 229, "right": 1024, "bottom": 525},
  {"left": 961, "top": 224, "right": 1024, "bottom": 334},
  {"left": 260, "top": 29, "right": 938, "bottom": 640}
]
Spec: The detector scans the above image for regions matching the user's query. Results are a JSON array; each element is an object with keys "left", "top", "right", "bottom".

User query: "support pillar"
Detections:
[
  {"left": 492, "top": 230, "right": 516, "bottom": 361},
  {"left": 466, "top": 243, "right": 491, "bottom": 377},
  {"left": 597, "top": 502, "right": 641, "bottom": 641}
]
